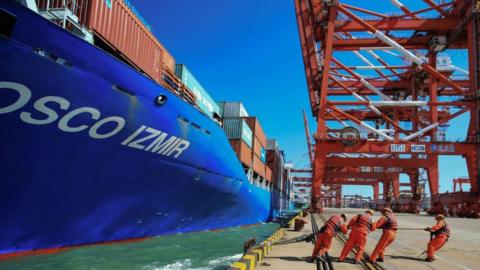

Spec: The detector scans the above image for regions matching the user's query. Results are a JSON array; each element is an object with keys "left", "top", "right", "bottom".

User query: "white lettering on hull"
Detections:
[{"left": 0, "top": 81, "right": 190, "bottom": 158}]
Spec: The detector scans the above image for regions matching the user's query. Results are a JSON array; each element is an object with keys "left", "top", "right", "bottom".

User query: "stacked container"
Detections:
[
  {"left": 85, "top": 0, "right": 173, "bottom": 83},
  {"left": 221, "top": 102, "right": 249, "bottom": 118},
  {"left": 229, "top": 140, "right": 253, "bottom": 168},
  {"left": 175, "top": 64, "right": 221, "bottom": 120},
  {"left": 222, "top": 118, "right": 253, "bottom": 148},
  {"left": 220, "top": 104, "right": 253, "bottom": 168},
  {"left": 243, "top": 117, "right": 268, "bottom": 180},
  {"left": 220, "top": 102, "right": 259, "bottom": 176},
  {"left": 38, "top": 0, "right": 180, "bottom": 94},
  {"left": 267, "top": 139, "right": 285, "bottom": 190}
]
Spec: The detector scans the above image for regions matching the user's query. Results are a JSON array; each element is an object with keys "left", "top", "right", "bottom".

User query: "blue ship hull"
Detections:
[{"left": 0, "top": 0, "right": 276, "bottom": 256}]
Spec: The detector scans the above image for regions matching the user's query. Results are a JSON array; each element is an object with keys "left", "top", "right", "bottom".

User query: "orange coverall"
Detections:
[
  {"left": 427, "top": 221, "right": 449, "bottom": 258},
  {"left": 339, "top": 214, "right": 375, "bottom": 262},
  {"left": 369, "top": 215, "right": 397, "bottom": 262},
  {"left": 311, "top": 216, "right": 348, "bottom": 257}
]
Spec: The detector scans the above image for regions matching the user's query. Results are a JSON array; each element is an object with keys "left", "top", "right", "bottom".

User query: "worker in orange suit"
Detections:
[
  {"left": 424, "top": 214, "right": 450, "bottom": 262},
  {"left": 369, "top": 208, "right": 397, "bottom": 263},
  {"left": 308, "top": 213, "right": 348, "bottom": 262},
  {"left": 338, "top": 209, "right": 375, "bottom": 264}
]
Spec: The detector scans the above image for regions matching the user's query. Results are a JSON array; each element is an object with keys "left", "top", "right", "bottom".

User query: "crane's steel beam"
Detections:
[
  {"left": 422, "top": 0, "right": 449, "bottom": 17},
  {"left": 329, "top": 76, "right": 404, "bottom": 131},
  {"left": 329, "top": 106, "right": 395, "bottom": 141},
  {"left": 340, "top": 3, "right": 390, "bottom": 19},
  {"left": 325, "top": 157, "right": 436, "bottom": 168},
  {"left": 401, "top": 107, "right": 470, "bottom": 141},
  {"left": 333, "top": 18, "right": 461, "bottom": 32},
  {"left": 328, "top": 101, "right": 466, "bottom": 107},
  {"left": 312, "top": 140, "right": 475, "bottom": 155},
  {"left": 324, "top": 180, "right": 382, "bottom": 186},
  {"left": 332, "top": 58, "right": 393, "bottom": 101},
  {"left": 389, "top": 0, "right": 417, "bottom": 17},
  {"left": 329, "top": 79, "right": 470, "bottom": 90},
  {"left": 324, "top": 110, "right": 450, "bottom": 122},
  {"left": 294, "top": 0, "right": 320, "bottom": 115},
  {"left": 333, "top": 37, "right": 466, "bottom": 50},
  {"left": 303, "top": 110, "right": 314, "bottom": 167},
  {"left": 337, "top": 4, "right": 466, "bottom": 95}
]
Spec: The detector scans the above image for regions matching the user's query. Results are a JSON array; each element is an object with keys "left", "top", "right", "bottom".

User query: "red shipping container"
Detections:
[
  {"left": 36, "top": 0, "right": 177, "bottom": 84},
  {"left": 163, "top": 49, "right": 176, "bottom": 72},
  {"left": 266, "top": 166, "right": 272, "bottom": 182},
  {"left": 86, "top": 0, "right": 165, "bottom": 82},
  {"left": 243, "top": 117, "right": 267, "bottom": 147},
  {"left": 253, "top": 137, "right": 262, "bottom": 157},
  {"left": 253, "top": 154, "right": 266, "bottom": 178},
  {"left": 229, "top": 139, "right": 253, "bottom": 167},
  {"left": 267, "top": 150, "right": 282, "bottom": 186}
]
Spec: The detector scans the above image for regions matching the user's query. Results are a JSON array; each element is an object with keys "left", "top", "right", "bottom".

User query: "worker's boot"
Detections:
[
  {"left": 425, "top": 257, "right": 435, "bottom": 262},
  {"left": 377, "top": 257, "right": 384, "bottom": 262}
]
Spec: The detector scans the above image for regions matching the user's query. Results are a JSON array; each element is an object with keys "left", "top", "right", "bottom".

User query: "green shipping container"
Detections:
[
  {"left": 222, "top": 118, "right": 253, "bottom": 147},
  {"left": 175, "top": 64, "right": 221, "bottom": 120}
]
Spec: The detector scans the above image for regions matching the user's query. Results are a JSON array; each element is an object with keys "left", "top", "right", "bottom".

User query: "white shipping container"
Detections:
[{"left": 267, "top": 139, "right": 279, "bottom": 151}]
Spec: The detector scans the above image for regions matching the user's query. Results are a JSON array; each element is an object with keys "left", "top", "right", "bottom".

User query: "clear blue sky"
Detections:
[{"left": 131, "top": 0, "right": 469, "bottom": 196}]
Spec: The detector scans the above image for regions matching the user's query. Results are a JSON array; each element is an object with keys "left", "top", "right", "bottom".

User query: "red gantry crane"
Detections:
[{"left": 294, "top": 0, "right": 480, "bottom": 217}]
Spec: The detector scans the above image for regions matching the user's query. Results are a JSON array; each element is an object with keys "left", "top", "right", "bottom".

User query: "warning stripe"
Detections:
[{"left": 229, "top": 212, "right": 300, "bottom": 269}]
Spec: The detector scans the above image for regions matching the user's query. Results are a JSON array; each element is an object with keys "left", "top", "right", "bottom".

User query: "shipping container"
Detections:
[
  {"left": 253, "top": 154, "right": 266, "bottom": 178},
  {"left": 267, "top": 149, "right": 284, "bottom": 187},
  {"left": 223, "top": 118, "right": 253, "bottom": 147},
  {"left": 175, "top": 64, "right": 221, "bottom": 120},
  {"left": 253, "top": 138, "right": 267, "bottom": 163},
  {"left": 86, "top": 0, "right": 166, "bottom": 83},
  {"left": 253, "top": 137, "right": 261, "bottom": 157},
  {"left": 162, "top": 49, "right": 176, "bottom": 72},
  {"left": 36, "top": 0, "right": 177, "bottom": 87},
  {"left": 222, "top": 102, "right": 249, "bottom": 118},
  {"left": 229, "top": 139, "right": 253, "bottom": 167},
  {"left": 243, "top": 117, "right": 267, "bottom": 147},
  {"left": 260, "top": 146, "right": 267, "bottom": 163},
  {"left": 217, "top": 102, "right": 225, "bottom": 118},
  {"left": 267, "top": 139, "right": 279, "bottom": 151},
  {"left": 266, "top": 166, "right": 273, "bottom": 182}
]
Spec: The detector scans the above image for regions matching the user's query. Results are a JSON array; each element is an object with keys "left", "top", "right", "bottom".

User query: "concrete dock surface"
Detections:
[{"left": 256, "top": 208, "right": 480, "bottom": 270}]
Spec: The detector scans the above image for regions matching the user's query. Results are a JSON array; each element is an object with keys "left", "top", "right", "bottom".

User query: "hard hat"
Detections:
[
  {"left": 382, "top": 207, "right": 392, "bottom": 213},
  {"left": 436, "top": 214, "right": 445, "bottom": 219},
  {"left": 365, "top": 209, "right": 374, "bottom": 215}
]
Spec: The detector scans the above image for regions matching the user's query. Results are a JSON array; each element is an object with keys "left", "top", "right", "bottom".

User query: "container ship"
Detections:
[{"left": 0, "top": 0, "right": 293, "bottom": 257}]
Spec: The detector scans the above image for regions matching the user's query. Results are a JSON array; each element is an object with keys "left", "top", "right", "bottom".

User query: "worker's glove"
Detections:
[{"left": 423, "top": 227, "right": 430, "bottom": 231}]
